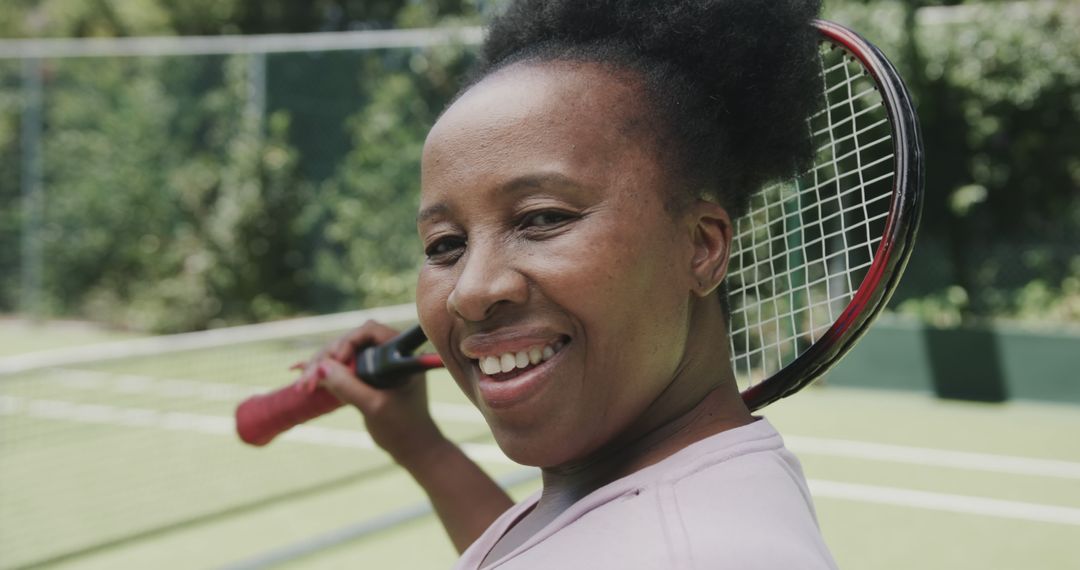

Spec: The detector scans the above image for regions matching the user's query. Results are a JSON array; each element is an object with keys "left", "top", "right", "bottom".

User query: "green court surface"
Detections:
[{"left": 2, "top": 329, "right": 1078, "bottom": 569}]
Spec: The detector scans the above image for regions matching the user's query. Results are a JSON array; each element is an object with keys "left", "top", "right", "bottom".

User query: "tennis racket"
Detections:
[{"left": 236, "top": 19, "right": 923, "bottom": 446}]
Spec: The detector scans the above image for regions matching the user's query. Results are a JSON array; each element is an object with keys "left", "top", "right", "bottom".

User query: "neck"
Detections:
[{"left": 535, "top": 297, "right": 753, "bottom": 512}]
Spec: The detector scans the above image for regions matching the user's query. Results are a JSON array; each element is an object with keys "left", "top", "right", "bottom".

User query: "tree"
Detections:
[
  {"left": 825, "top": 0, "right": 1080, "bottom": 325},
  {"left": 0, "top": 0, "right": 487, "bottom": 330}
]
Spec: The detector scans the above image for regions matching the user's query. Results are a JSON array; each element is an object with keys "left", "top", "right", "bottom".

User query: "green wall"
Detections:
[{"left": 824, "top": 317, "right": 1080, "bottom": 404}]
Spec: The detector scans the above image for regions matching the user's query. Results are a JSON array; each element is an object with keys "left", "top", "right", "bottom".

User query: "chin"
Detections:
[{"left": 488, "top": 424, "right": 591, "bottom": 468}]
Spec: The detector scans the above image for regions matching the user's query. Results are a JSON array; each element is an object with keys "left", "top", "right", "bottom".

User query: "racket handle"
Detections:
[
  {"left": 235, "top": 383, "right": 343, "bottom": 446},
  {"left": 235, "top": 325, "right": 444, "bottom": 447}
]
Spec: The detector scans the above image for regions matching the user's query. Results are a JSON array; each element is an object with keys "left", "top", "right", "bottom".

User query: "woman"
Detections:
[{"left": 312, "top": 0, "right": 837, "bottom": 567}]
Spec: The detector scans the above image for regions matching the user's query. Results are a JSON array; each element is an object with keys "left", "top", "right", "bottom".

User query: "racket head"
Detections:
[{"left": 728, "top": 19, "right": 924, "bottom": 410}]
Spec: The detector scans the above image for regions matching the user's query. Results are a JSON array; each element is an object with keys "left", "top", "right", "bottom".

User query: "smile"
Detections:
[{"left": 474, "top": 337, "right": 567, "bottom": 379}]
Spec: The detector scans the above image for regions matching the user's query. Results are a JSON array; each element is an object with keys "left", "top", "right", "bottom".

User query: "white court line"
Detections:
[
  {"left": 43, "top": 368, "right": 259, "bottom": 402},
  {"left": 4, "top": 395, "right": 1080, "bottom": 526},
  {"left": 786, "top": 436, "right": 1080, "bottom": 481},
  {"left": 809, "top": 479, "right": 1080, "bottom": 526},
  {"left": 21, "top": 366, "right": 1080, "bottom": 480},
  {"left": 431, "top": 402, "right": 486, "bottom": 423},
  {"left": 35, "top": 368, "right": 488, "bottom": 425},
  {"left": 0, "top": 395, "right": 514, "bottom": 465}
]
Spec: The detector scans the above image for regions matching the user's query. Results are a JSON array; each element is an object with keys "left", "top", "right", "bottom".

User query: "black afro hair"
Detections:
[{"left": 469, "top": 0, "right": 823, "bottom": 217}]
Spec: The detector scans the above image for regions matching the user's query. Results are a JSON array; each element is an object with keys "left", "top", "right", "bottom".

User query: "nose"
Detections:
[{"left": 446, "top": 242, "right": 528, "bottom": 322}]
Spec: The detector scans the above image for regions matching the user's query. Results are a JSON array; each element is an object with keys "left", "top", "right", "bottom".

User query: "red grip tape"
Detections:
[{"left": 235, "top": 384, "right": 343, "bottom": 446}]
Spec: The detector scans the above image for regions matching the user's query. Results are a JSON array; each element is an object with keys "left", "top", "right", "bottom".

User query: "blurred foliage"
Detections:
[
  {"left": 0, "top": 62, "right": 21, "bottom": 313},
  {"left": 825, "top": 0, "right": 1080, "bottom": 327},
  {"left": 6, "top": 53, "right": 313, "bottom": 331},
  {"left": 0, "top": 0, "right": 1077, "bottom": 331},
  {"left": 304, "top": 45, "right": 475, "bottom": 314},
  {"left": 0, "top": 0, "right": 486, "bottom": 331},
  {"left": 0, "top": 0, "right": 490, "bottom": 37}
]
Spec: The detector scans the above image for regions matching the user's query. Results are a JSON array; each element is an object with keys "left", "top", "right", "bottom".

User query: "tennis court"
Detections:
[
  {"left": 1, "top": 309, "right": 1078, "bottom": 570},
  {"left": 1, "top": 2, "right": 1076, "bottom": 568}
]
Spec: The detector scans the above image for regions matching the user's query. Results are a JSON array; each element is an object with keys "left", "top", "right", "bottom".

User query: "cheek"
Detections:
[
  {"left": 417, "top": 267, "right": 479, "bottom": 398},
  {"left": 539, "top": 214, "right": 689, "bottom": 361}
]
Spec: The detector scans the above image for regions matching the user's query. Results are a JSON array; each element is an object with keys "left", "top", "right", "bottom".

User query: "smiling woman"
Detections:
[
  {"left": 418, "top": 62, "right": 727, "bottom": 467},
  {"left": 312, "top": 0, "right": 837, "bottom": 568}
]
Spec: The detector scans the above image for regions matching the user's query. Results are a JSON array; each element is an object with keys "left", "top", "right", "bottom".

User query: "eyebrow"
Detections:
[
  {"left": 416, "top": 172, "right": 585, "bottom": 225},
  {"left": 416, "top": 202, "right": 450, "bottom": 225}
]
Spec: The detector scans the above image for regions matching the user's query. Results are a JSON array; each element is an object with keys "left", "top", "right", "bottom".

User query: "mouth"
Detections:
[{"left": 473, "top": 336, "right": 569, "bottom": 382}]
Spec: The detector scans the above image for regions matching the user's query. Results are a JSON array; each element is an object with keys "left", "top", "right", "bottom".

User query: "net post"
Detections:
[
  {"left": 246, "top": 51, "right": 266, "bottom": 144},
  {"left": 20, "top": 56, "right": 44, "bottom": 321}
]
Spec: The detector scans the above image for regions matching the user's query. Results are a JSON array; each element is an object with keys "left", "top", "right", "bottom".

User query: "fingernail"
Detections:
[
  {"left": 298, "top": 368, "right": 319, "bottom": 393},
  {"left": 298, "top": 374, "right": 312, "bottom": 392}
]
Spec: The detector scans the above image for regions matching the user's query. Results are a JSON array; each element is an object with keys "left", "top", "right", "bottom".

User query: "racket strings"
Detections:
[
  {"left": 728, "top": 44, "right": 895, "bottom": 388},
  {"left": 732, "top": 172, "right": 892, "bottom": 249}
]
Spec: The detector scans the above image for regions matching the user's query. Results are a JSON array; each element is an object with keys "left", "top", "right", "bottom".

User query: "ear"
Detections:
[{"left": 688, "top": 199, "right": 733, "bottom": 298}]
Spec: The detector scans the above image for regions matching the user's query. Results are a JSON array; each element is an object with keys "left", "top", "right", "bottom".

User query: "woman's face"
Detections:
[{"left": 417, "top": 62, "right": 705, "bottom": 467}]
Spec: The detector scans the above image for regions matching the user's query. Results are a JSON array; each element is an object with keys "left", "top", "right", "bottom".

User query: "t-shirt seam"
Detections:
[
  {"left": 660, "top": 481, "right": 695, "bottom": 570},
  {"left": 772, "top": 451, "right": 821, "bottom": 525},
  {"left": 657, "top": 432, "right": 783, "bottom": 486}
]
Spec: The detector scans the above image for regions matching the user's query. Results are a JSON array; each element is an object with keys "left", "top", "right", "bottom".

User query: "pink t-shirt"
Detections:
[{"left": 454, "top": 418, "right": 837, "bottom": 569}]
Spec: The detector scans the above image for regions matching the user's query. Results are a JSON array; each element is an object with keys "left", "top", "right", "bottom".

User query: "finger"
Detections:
[
  {"left": 297, "top": 364, "right": 325, "bottom": 393},
  {"left": 298, "top": 346, "right": 332, "bottom": 378},
  {"left": 328, "top": 320, "right": 402, "bottom": 361},
  {"left": 318, "top": 358, "right": 381, "bottom": 411},
  {"left": 327, "top": 337, "right": 357, "bottom": 363}
]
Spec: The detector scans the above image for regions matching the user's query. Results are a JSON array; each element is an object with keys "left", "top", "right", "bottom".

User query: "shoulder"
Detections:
[
  {"left": 654, "top": 420, "right": 839, "bottom": 569},
  {"left": 459, "top": 421, "right": 837, "bottom": 570}
]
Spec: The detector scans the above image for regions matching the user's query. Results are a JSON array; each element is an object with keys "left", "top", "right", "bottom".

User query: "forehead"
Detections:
[{"left": 421, "top": 61, "right": 661, "bottom": 200}]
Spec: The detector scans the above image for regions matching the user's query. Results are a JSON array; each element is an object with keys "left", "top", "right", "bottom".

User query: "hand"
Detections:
[
  {"left": 300, "top": 323, "right": 511, "bottom": 553},
  {"left": 302, "top": 320, "right": 449, "bottom": 466}
]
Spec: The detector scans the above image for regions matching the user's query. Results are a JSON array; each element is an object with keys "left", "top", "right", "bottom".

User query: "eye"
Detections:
[
  {"left": 424, "top": 236, "right": 466, "bottom": 264},
  {"left": 519, "top": 209, "right": 576, "bottom": 230}
]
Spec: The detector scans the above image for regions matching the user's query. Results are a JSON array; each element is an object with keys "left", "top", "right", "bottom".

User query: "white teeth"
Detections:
[
  {"left": 500, "top": 353, "right": 516, "bottom": 373},
  {"left": 481, "top": 356, "right": 501, "bottom": 375},
  {"left": 477, "top": 340, "right": 567, "bottom": 376}
]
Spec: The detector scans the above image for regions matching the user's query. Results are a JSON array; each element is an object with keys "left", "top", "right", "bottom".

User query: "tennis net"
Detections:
[{"left": 0, "top": 304, "right": 503, "bottom": 570}]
